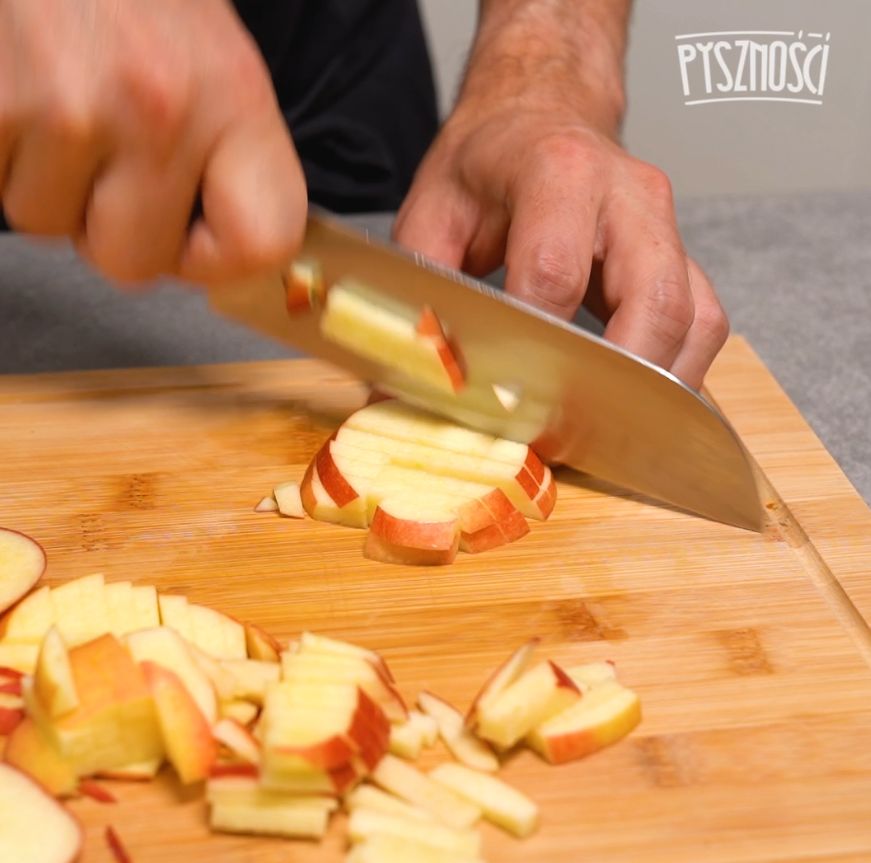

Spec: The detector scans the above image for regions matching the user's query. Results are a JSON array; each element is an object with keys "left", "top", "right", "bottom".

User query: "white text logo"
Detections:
[{"left": 676, "top": 30, "right": 830, "bottom": 106}]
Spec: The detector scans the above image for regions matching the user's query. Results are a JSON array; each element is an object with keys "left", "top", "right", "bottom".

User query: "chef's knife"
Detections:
[{"left": 208, "top": 211, "right": 764, "bottom": 531}]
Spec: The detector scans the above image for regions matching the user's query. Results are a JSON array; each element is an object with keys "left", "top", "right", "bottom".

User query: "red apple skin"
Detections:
[
  {"left": 0, "top": 528, "right": 47, "bottom": 616},
  {"left": 0, "top": 666, "right": 24, "bottom": 681},
  {"left": 315, "top": 437, "right": 362, "bottom": 508},
  {"left": 0, "top": 705, "right": 24, "bottom": 734},
  {"left": 415, "top": 306, "right": 465, "bottom": 392},
  {"left": 365, "top": 528, "right": 459, "bottom": 568},
  {"left": 299, "top": 462, "right": 321, "bottom": 517},
  {"left": 209, "top": 762, "right": 259, "bottom": 779},
  {"left": 105, "top": 824, "right": 132, "bottom": 863},
  {"left": 244, "top": 622, "right": 282, "bottom": 663}
]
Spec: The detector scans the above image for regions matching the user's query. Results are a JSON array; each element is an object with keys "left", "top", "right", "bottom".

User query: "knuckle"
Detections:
[
  {"left": 632, "top": 160, "right": 674, "bottom": 203},
  {"left": 532, "top": 130, "right": 597, "bottom": 170},
  {"left": 120, "top": 56, "right": 190, "bottom": 142},
  {"left": 642, "top": 275, "right": 694, "bottom": 341},
  {"left": 225, "top": 40, "right": 276, "bottom": 112},
  {"left": 694, "top": 299, "right": 730, "bottom": 346},
  {"left": 525, "top": 246, "right": 586, "bottom": 310}
]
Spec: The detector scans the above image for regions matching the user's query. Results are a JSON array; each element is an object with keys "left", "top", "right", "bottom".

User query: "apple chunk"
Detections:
[
  {"left": 366, "top": 498, "right": 460, "bottom": 567},
  {"left": 3, "top": 717, "right": 78, "bottom": 797},
  {"left": 526, "top": 679, "right": 641, "bottom": 764},
  {"left": 34, "top": 627, "right": 79, "bottom": 718},
  {"left": 0, "top": 528, "right": 46, "bottom": 616},
  {"left": 474, "top": 660, "right": 581, "bottom": 749},
  {"left": 0, "top": 763, "right": 82, "bottom": 863},
  {"left": 417, "top": 691, "right": 498, "bottom": 772},
  {"left": 430, "top": 762, "right": 539, "bottom": 838},
  {"left": 0, "top": 584, "right": 53, "bottom": 643},
  {"left": 466, "top": 639, "right": 539, "bottom": 727},
  {"left": 273, "top": 482, "right": 305, "bottom": 518},
  {"left": 348, "top": 808, "right": 480, "bottom": 857},
  {"left": 347, "top": 835, "right": 484, "bottom": 863}
]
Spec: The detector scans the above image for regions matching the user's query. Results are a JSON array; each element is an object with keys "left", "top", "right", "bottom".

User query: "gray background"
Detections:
[{"left": 419, "top": 0, "right": 871, "bottom": 196}]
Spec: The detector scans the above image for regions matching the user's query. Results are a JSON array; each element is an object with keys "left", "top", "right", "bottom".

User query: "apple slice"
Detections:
[
  {"left": 300, "top": 460, "right": 368, "bottom": 529},
  {"left": 104, "top": 582, "right": 138, "bottom": 637},
  {"left": 348, "top": 808, "right": 480, "bottom": 857},
  {"left": 297, "top": 631, "right": 393, "bottom": 681},
  {"left": 3, "top": 717, "right": 78, "bottom": 797},
  {"left": 566, "top": 661, "right": 618, "bottom": 693},
  {"left": 0, "top": 528, "right": 46, "bottom": 616},
  {"left": 126, "top": 626, "right": 218, "bottom": 724},
  {"left": 466, "top": 639, "right": 539, "bottom": 728},
  {"left": 207, "top": 774, "right": 339, "bottom": 810},
  {"left": 366, "top": 497, "right": 460, "bottom": 566},
  {"left": 216, "top": 658, "right": 281, "bottom": 703},
  {"left": 417, "top": 691, "right": 498, "bottom": 772},
  {"left": 0, "top": 643, "right": 38, "bottom": 674},
  {"left": 245, "top": 622, "right": 282, "bottom": 663},
  {"left": 0, "top": 584, "right": 53, "bottom": 643},
  {"left": 213, "top": 718, "right": 260, "bottom": 765},
  {"left": 0, "top": 763, "right": 82, "bottom": 862},
  {"left": 371, "top": 754, "right": 480, "bottom": 829},
  {"left": 388, "top": 718, "right": 427, "bottom": 760},
  {"left": 97, "top": 759, "right": 162, "bottom": 781},
  {"left": 347, "top": 834, "right": 484, "bottom": 863},
  {"left": 284, "top": 257, "right": 325, "bottom": 312},
  {"left": 34, "top": 627, "right": 79, "bottom": 718},
  {"left": 131, "top": 584, "right": 160, "bottom": 630},
  {"left": 273, "top": 482, "right": 305, "bottom": 518},
  {"left": 220, "top": 699, "right": 260, "bottom": 727},
  {"left": 254, "top": 495, "right": 279, "bottom": 513},
  {"left": 188, "top": 603, "right": 246, "bottom": 660},
  {"left": 27, "top": 635, "right": 165, "bottom": 776},
  {"left": 209, "top": 798, "right": 333, "bottom": 839},
  {"left": 429, "top": 762, "right": 539, "bottom": 838},
  {"left": 474, "top": 660, "right": 581, "bottom": 749},
  {"left": 142, "top": 661, "right": 217, "bottom": 784},
  {"left": 345, "top": 783, "right": 436, "bottom": 823},
  {"left": 104, "top": 826, "right": 131, "bottom": 863},
  {"left": 157, "top": 593, "right": 193, "bottom": 641},
  {"left": 526, "top": 679, "right": 641, "bottom": 764},
  {"left": 50, "top": 573, "right": 110, "bottom": 647}
]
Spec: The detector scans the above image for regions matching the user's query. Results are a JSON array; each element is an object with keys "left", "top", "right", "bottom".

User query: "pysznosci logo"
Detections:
[{"left": 676, "top": 30, "right": 830, "bottom": 106}]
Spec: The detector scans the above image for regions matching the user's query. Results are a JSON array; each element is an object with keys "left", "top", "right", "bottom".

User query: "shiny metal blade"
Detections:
[{"left": 208, "top": 212, "right": 764, "bottom": 531}]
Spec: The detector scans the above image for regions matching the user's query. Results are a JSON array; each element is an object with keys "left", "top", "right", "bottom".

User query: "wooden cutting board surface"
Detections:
[{"left": 2, "top": 335, "right": 871, "bottom": 863}]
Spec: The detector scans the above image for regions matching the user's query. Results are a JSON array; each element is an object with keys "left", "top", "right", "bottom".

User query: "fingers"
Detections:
[
  {"left": 669, "top": 258, "right": 729, "bottom": 388},
  {"left": 599, "top": 167, "right": 694, "bottom": 371},
  {"left": 502, "top": 138, "right": 601, "bottom": 320},
  {"left": 179, "top": 112, "right": 307, "bottom": 285}
]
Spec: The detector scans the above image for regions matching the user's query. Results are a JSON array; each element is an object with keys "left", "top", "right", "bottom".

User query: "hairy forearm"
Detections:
[{"left": 456, "top": 0, "right": 631, "bottom": 137}]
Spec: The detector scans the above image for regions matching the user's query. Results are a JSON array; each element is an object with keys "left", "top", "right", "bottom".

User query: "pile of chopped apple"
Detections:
[
  {"left": 0, "top": 529, "right": 640, "bottom": 862},
  {"left": 257, "top": 399, "right": 556, "bottom": 566}
]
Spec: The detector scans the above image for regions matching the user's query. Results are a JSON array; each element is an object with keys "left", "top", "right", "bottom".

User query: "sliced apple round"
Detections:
[
  {"left": 0, "top": 528, "right": 46, "bottom": 616},
  {"left": 0, "top": 763, "right": 82, "bottom": 863},
  {"left": 365, "top": 498, "right": 460, "bottom": 567}
]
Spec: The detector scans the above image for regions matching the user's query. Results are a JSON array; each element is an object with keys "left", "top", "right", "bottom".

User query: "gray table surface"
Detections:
[{"left": 1, "top": 191, "right": 869, "bottom": 503}]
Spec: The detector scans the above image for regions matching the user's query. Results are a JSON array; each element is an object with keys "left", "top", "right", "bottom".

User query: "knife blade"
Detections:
[{"left": 208, "top": 211, "right": 764, "bottom": 531}]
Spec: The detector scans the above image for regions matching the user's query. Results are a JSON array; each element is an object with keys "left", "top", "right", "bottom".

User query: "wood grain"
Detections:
[{"left": 1, "top": 336, "right": 870, "bottom": 862}]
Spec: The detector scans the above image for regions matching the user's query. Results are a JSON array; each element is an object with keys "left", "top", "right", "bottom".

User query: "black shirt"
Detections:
[{"left": 232, "top": 0, "right": 439, "bottom": 212}]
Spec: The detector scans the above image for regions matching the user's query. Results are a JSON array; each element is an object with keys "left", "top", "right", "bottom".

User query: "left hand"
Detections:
[{"left": 393, "top": 104, "right": 728, "bottom": 390}]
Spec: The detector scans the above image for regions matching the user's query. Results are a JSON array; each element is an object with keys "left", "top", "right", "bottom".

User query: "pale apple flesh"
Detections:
[
  {"left": 3, "top": 716, "right": 78, "bottom": 797},
  {"left": 417, "top": 691, "right": 499, "bottom": 773},
  {"left": 34, "top": 627, "right": 79, "bottom": 719},
  {"left": 0, "top": 528, "right": 46, "bottom": 617}
]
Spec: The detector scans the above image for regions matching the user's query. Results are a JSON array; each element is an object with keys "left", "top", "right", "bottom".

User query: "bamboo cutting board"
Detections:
[{"left": 1, "top": 335, "right": 871, "bottom": 863}]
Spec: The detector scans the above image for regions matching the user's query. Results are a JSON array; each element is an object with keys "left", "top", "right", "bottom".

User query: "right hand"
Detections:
[{"left": 0, "top": 0, "right": 307, "bottom": 285}]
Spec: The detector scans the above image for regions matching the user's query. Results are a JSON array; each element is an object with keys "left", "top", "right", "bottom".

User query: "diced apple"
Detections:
[
  {"left": 254, "top": 495, "right": 279, "bottom": 513},
  {"left": 131, "top": 584, "right": 160, "bottom": 630},
  {"left": 430, "top": 762, "right": 538, "bottom": 838},
  {"left": 371, "top": 754, "right": 480, "bottom": 829},
  {"left": 207, "top": 774, "right": 339, "bottom": 811},
  {"left": 0, "top": 584, "right": 53, "bottom": 643},
  {"left": 417, "top": 691, "right": 498, "bottom": 772},
  {"left": 388, "top": 719, "right": 425, "bottom": 760},
  {"left": 565, "top": 661, "right": 618, "bottom": 693},
  {"left": 366, "top": 497, "right": 460, "bottom": 567},
  {"left": 244, "top": 622, "right": 282, "bottom": 663},
  {"left": 0, "top": 763, "right": 82, "bottom": 862},
  {"left": 141, "top": 661, "right": 217, "bottom": 784},
  {"left": 0, "top": 691, "right": 23, "bottom": 710},
  {"left": 27, "top": 635, "right": 164, "bottom": 776},
  {"left": 188, "top": 603, "right": 246, "bottom": 660},
  {"left": 300, "top": 461, "right": 368, "bottom": 529},
  {"left": 345, "top": 783, "right": 436, "bottom": 823},
  {"left": 466, "top": 639, "right": 539, "bottom": 727},
  {"left": 348, "top": 807, "right": 480, "bottom": 857},
  {"left": 104, "top": 582, "right": 138, "bottom": 637},
  {"left": 218, "top": 659, "right": 281, "bottom": 703},
  {"left": 50, "top": 574, "right": 110, "bottom": 647},
  {"left": 474, "top": 660, "right": 581, "bottom": 749},
  {"left": 210, "top": 798, "right": 332, "bottom": 839},
  {"left": 157, "top": 593, "right": 192, "bottom": 641},
  {"left": 213, "top": 718, "right": 260, "bottom": 765},
  {"left": 126, "top": 626, "right": 218, "bottom": 724},
  {"left": 409, "top": 709, "right": 439, "bottom": 747},
  {"left": 316, "top": 439, "right": 384, "bottom": 510},
  {"left": 96, "top": 759, "right": 162, "bottom": 782},
  {"left": 526, "top": 679, "right": 642, "bottom": 764},
  {"left": 3, "top": 717, "right": 78, "bottom": 797},
  {"left": 0, "top": 528, "right": 46, "bottom": 617},
  {"left": 297, "top": 631, "right": 394, "bottom": 682},
  {"left": 34, "top": 627, "right": 79, "bottom": 718},
  {"left": 273, "top": 482, "right": 305, "bottom": 518},
  {"left": 346, "top": 834, "right": 484, "bottom": 863},
  {"left": 190, "top": 646, "right": 238, "bottom": 701},
  {"left": 220, "top": 699, "right": 259, "bottom": 727},
  {"left": 0, "top": 643, "right": 38, "bottom": 674}
]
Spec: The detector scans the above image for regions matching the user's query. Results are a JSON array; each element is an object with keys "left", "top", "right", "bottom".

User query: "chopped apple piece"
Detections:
[
  {"left": 157, "top": 593, "right": 192, "bottom": 641},
  {"left": 388, "top": 718, "right": 425, "bottom": 760},
  {"left": 371, "top": 754, "right": 480, "bottom": 829},
  {"left": 298, "top": 631, "right": 392, "bottom": 681},
  {"left": 366, "top": 497, "right": 460, "bottom": 567},
  {"left": 188, "top": 603, "right": 246, "bottom": 660},
  {"left": 27, "top": 635, "right": 164, "bottom": 776},
  {"left": 321, "top": 281, "right": 465, "bottom": 394},
  {"left": 254, "top": 495, "right": 279, "bottom": 513},
  {"left": 104, "top": 582, "right": 138, "bottom": 637},
  {"left": 466, "top": 639, "right": 539, "bottom": 727},
  {"left": 274, "top": 482, "right": 305, "bottom": 518},
  {"left": 207, "top": 774, "right": 339, "bottom": 809},
  {"left": 142, "top": 661, "right": 217, "bottom": 784},
  {"left": 345, "top": 783, "right": 436, "bottom": 823},
  {"left": 50, "top": 574, "right": 110, "bottom": 647},
  {"left": 97, "top": 759, "right": 162, "bottom": 782},
  {"left": 526, "top": 679, "right": 641, "bottom": 763},
  {"left": 213, "top": 718, "right": 260, "bottom": 765},
  {"left": 0, "top": 643, "right": 38, "bottom": 674},
  {"left": 77, "top": 779, "right": 117, "bottom": 804},
  {"left": 0, "top": 528, "right": 46, "bottom": 616},
  {"left": 34, "top": 627, "right": 79, "bottom": 718},
  {"left": 210, "top": 798, "right": 332, "bottom": 839},
  {"left": 348, "top": 808, "right": 480, "bottom": 857},
  {"left": 131, "top": 584, "right": 160, "bottom": 631},
  {"left": 0, "top": 705, "right": 23, "bottom": 734},
  {"left": 0, "top": 584, "right": 53, "bottom": 643},
  {"left": 417, "top": 691, "right": 498, "bottom": 772},
  {"left": 245, "top": 622, "right": 282, "bottom": 663},
  {"left": 430, "top": 762, "right": 539, "bottom": 838},
  {"left": 474, "top": 660, "right": 581, "bottom": 749},
  {"left": 284, "top": 257, "right": 325, "bottom": 312},
  {"left": 104, "top": 825, "right": 132, "bottom": 863},
  {"left": 347, "top": 834, "right": 484, "bottom": 863},
  {"left": 218, "top": 658, "right": 280, "bottom": 703},
  {"left": 3, "top": 717, "right": 78, "bottom": 797},
  {"left": 566, "top": 661, "right": 618, "bottom": 693},
  {"left": 125, "top": 626, "right": 218, "bottom": 724},
  {"left": 0, "top": 763, "right": 82, "bottom": 863},
  {"left": 300, "top": 460, "right": 368, "bottom": 529},
  {"left": 220, "top": 699, "right": 259, "bottom": 727},
  {"left": 409, "top": 709, "right": 439, "bottom": 747}
]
